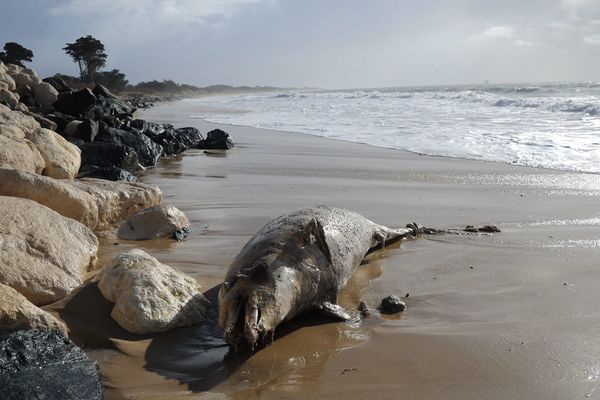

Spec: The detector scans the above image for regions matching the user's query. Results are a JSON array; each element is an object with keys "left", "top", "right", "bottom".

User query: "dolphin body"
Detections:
[{"left": 218, "top": 206, "right": 419, "bottom": 350}]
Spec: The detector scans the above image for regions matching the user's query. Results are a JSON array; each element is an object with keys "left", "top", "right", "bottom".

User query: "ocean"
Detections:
[{"left": 186, "top": 83, "right": 600, "bottom": 173}]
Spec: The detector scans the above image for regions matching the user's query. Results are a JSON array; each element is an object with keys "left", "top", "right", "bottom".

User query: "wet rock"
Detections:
[
  {"left": 174, "top": 126, "right": 203, "bottom": 148},
  {"left": 196, "top": 128, "right": 234, "bottom": 150},
  {"left": 464, "top": 225, "right": 501, "bottom": 233},
  {"left": 0, "top": 196, "right": 98, "bottom": 305},
  {"left": 53, "top": 88, "right": 96, "bottom": 117},
  {"left": 76, "top": 118, "right": 99, "bottom": 142},
  {"left": 42, "top": 75, "right": 73, "bottom": 93},
  {"left": 77, "top": 164, "right": 138, "bottom": 182},
  {"left": 0, "top": 283, "right": 67, "bottom": 333},
  {"left": 118, "top": 204, "right": 191, "bottom": 240},
  {"left": 130, "top": 118, "right": 148, "bottom": 133},
  {"left": 98, "top": 249, "right": 209, "bottom": 334},
  {"left": 26, "top": 128, "right": 81, "bottom": 179},
  {"left": 0, "top": 330, "right": 103, "bottom": 400},
  {"left": 0, "top": 167, "right": 99, "bottom": 229},
  {"left": 379, "top": 295, "right": 406, "bottom": 314},
  {"left": 174, "top": 226, "right": 191, "bottom": 241},
  {"left": 70, "top": 178, "right": 161, "bottom": 231},
  {"left": 32, "top": 82, "right": 59, "bottom": 110},
  {"left": 80, "top": 141, "right": 140, "bottom": 173},
  {"left": 45, "top": 111, "right": 75, "bottom": 133},
  {"left": 96, "top": 123, "right": 163, "bottom": 167}
]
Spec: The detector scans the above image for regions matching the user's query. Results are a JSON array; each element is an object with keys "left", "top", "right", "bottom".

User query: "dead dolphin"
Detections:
[{"left": 218, "top": 206, "right": 420, "bottom": 350}]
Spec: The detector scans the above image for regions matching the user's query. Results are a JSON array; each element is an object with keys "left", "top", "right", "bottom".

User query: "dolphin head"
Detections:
[{"left": 218, "top": 261, "right": 301, "bottom": 351}]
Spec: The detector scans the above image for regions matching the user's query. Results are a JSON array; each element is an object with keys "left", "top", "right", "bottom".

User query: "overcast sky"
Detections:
[{"left": 1, "top": 0, "right": 600, "bottom": 88}]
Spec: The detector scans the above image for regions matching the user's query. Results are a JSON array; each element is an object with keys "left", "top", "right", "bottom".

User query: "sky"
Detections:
[{"left": 1, "top": 0, "right": 600, "bottom": 88}]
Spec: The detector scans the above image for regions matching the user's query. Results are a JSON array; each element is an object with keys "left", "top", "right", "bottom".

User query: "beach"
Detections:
[{"left": 48, "top": 99, "right": 600, "bottom": 400}]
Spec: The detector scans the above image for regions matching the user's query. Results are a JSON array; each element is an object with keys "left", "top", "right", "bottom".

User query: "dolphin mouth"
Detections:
[{"left": 223, "top": 297, "right": 266, "bottom": 351}]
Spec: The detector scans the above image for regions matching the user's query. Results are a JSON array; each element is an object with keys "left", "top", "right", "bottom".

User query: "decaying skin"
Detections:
[{"left": 218, "top": 206, "right": 419, "bottom": 350}]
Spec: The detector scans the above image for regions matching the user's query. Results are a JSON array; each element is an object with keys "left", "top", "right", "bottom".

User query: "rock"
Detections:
[
  {"left": 17, "top": 91, "right": 36, "bottom": 107},
  {"left": 77, "top": 165, "right": 138, "bottom": 182},
  {"left": 13, "top": 102, "right": 28, "bottom": 112},
  {"left": 11, "top": 72, "right": 42, "bottom": 90},
  {"left": 92, "top": 84, "right": 136, "bottom": 118},
  {"left": 0, "top": 167, "right": 99, "bottom": 229},
  {"left": 64, "top": 120, "right": 82, "bottom": 137},
  {"left": 98, "top": 249, "right": 209, "bottom": 334},
  {"left": 0, "top": 330, "right": 103, "bottom": 400},
  {"left": 146, "top": 126, "right": 203, "bottom": 156},
  {"left": 464, "top": 224, "right": 501, "bottom": 233},
  {"left": 42, "top": 75, "right": 73, "bottom": 93},
  {"left": 0, "top": 196, "right": 98, "bottom": 305},
  {"left": 0, "top": 283, "right": 67, "bottom": 333},
  {"left": 0, "top": 134, "right": 45, "bottom": 174},
  {"left": 45, "top": 111, "right": 75, "bottom": 133},
  {"left": 379, "top": 295, "right": 406, "bottom": 314},
  {"left": 70, "top": 178, "right": 161, "bottom": 230},
  {"left": 53, "top": 88, "right": 96, "bottom": 117},
  {"left": 118, "top": 204, "right": 191, "bottom": 240},
  {"left": 22, "top": 111, "right": 58, "bottom": 130},
  {"left": 0, "top": 73, "right": 16, "bottom": 91},
  {"left": 32, "top": 82, "right": 59, "bottom": 110},
  {"left": 174, "top": 127, "right": 204, "bottom": 147},
  {"left": 130, "top": 119, "right": 148, "bottom": 133},
  {"left": 0, "top": 103, "right": 41, "bottom": 136},
  {"left": 27, "top": 128, "right": 81, "bottom": 179},
  {"left": 96, "top": 123, "right": 163, "bottom": 167},
  {"left": 5, "top": 63, "right": 22, "bottom": 75},
  {"left": 76, "top": 118, "right": 99, "bottom": 142},
  {"left": 0, "top": 88, "right": 19, "bottom": 109},
  {"left": 196, "top": 128, "right": 234, "bottom": 150},
  {"left": 80, "top": 141, "right": 140, "bottom": 173}
]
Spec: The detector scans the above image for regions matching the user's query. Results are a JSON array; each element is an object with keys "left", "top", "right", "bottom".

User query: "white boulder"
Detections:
[
  {"left": 26, "top": 128, "right": 81, "bottom": 179},
  {"left": 98, "top": 249, "right": 209, "bottom": 334},
  {"left": 0, "top": 196, "right": 98, "bottom": 305},
  {"left": 33, "top": 82, "right": 59, "bottom": 110},
  {"left": 118, "top": 204, "right": 191, "bottom": 240},
  {"left": 0, "top": 88, "right": 18, "bottom": 109}
]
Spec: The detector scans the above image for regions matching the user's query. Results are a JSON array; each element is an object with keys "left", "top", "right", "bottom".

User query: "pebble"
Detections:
[{"left": 379, "top": 295, "right": 406, "bottom": 314}]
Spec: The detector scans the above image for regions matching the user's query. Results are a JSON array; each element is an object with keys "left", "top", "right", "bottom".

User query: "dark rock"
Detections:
[
  {"left": 76, "top": 118, "right": 99, "bottom": 142},
  {"left": 95, "top": 123, "right": 163, "bottom": 167},
  {"left": 53, "top": 88, "right": 96, "bottom": 117},
  {"left": 0, "top": 330, "right": 103, "bottom": 400},
  {"left": 92, "top": 84, "right": 136, "bottom": 119},
  {"left": 174, "top": 127, "right": 203, "bottom": 148},
  {"left": 42, "top": 76, "right": 73, "bottom": 93},
  {"left": 45, "top": 112, "right": 75, "bottom": 134},
  {"left": 67, "top": 137, "right": 85, "bottom": 148},
  {"left": 22, "top": 111, "right": 58, "bottom": 131},
  {"left": 379, "top": 295, "right": 406, "bottom": 314},
  {"left": 143, "top": 122, "right": 166, "bottom": 139},
  {"left": 80, "top": 141, "right": 140, "bottom": 173},
  {"left": 130, "top": 119, "right": 148, "bottom": 133},
  {"left": 78, "top": 165, "right": 138, "bottom": 182},
  {"left": 19, "top": 91, "right": 37, "bottom": 107},
  {"left": 196, "top": 129, "right": 234, "bottom": 150},
  {"left": 464, "top": 225, "right": 501, "bottom": 233},
  {"left": 151, "top": 127, "right": 187, "bottom": 156},
  {"left": 174, "top": 226, "right": 190, "bottom": 241}
]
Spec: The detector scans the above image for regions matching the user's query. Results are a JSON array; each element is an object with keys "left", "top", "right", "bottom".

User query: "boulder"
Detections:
[
  {"left": 26, "top": 128, "right": 81, "bottom": 179},
  {"left": 197, "top": 128, "right": 235, "bottom": 150},
  {"left": 77, "top": 165, "right": 138, "bottom": 182},
  {"left": 5, "top": 63, "right": 22, "bottom": 75},
  {"left": 379, "top": 295, "right": 406, "bottom": 314},
  {"left": 0, "top": 330, "right": 103, "bottom": 400},
  {"left": 0, "top": 134, "right": 45, "bottom": 174},
  {"left": 0, "top": 88, "right": 19, "bottom": 109},
  {"left": 76, "top": 118, "right": 99, "bottom": 142},
  {"left": 13, "top": 102, "right": 28, "bottom": 112},
  {"left": 118, "top": 204, "right": 191, "bottom": 240},
  {"left": 143, "top": 126, "right": 203, "bottom": 156},
  {"left": 0, "top": 196, "right": 98, "bottom": 305},
  {"left": 80, "top": 141, "right": 140, "bottom": 173},
  {"left": 0, "top": 103, "right": 40, "bottom": 136},
  {"left": 70, "top": 178, "right": 161, "bottom": 230},
  {"left": 22, "top": 111, "right": 58, "bottom": 130},
  {"left": 45, "top": 111, "right": 75, "bottom": 133},
  {"left": 53, "top": 88, "right": 96, "bottom": 117},
  {"left": 98, "top": 249, "right": 209, "bottom": 334},
  {"left": 11, "top": 72, "right": 42, "bottom": 90},
  {"left": 92, "top": 84, "right": 136, "bottom": 118},
  {"left": 64, "top": 120, "right": 82, "bottom": 137},
  {"left": 0, "top": 61, "right": 6, "bottom": 74},
  {"left": 96, "top": 123, "right": 163, "bottom": 167},
  {"left": 42, "top": 75, "right": 73, "bottom": 93},
  {"left": 0, "top": 73, "right": 16, "bottom": 91},
  {"left": 0, "top": 283, "right": 67, "bottom": 333},
  {"left": 0, "top": 167, "right": 99, "bottom": 229},
  {"left": 32, "top": 82, "right": 59, "bottom": 110}
]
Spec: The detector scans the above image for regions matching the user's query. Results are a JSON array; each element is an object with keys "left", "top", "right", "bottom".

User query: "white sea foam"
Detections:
[{"left": 185, "top": 83, "right": 600, "bottom": 173}]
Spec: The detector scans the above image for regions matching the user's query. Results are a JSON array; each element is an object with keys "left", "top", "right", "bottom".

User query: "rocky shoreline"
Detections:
[{"left": 0, "top": 61, "right": 234, "bottom": 399}]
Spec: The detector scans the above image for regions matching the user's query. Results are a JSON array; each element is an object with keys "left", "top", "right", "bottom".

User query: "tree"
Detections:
[
  {"left": 0, "top": 42, "right": 34, "bottom": 67},
  {"left": 63, "top": 35, "right": 107, "bottom": 84},
  {"left": 95, "top": 69, "right": 129, "bottom": 93}
]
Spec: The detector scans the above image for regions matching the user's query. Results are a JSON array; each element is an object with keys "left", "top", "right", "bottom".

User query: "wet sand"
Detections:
[{"left": 51, "top": 99, "right": 600, "bottom": 399}]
